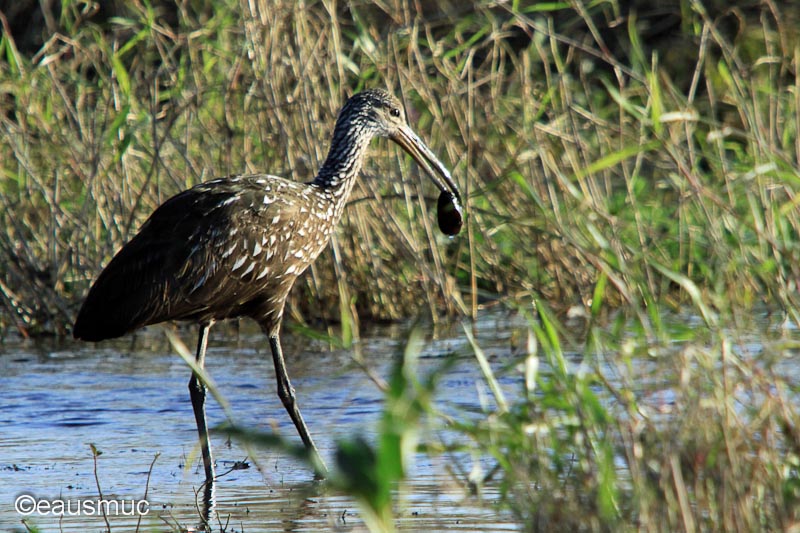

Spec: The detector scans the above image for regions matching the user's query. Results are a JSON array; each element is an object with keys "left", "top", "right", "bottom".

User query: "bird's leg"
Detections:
[
  {"left": 269, "top": 334, "right": 328, "bottom": 477},
  {"left": 189, "top": 322, "right": 215, "bottom": 484}
]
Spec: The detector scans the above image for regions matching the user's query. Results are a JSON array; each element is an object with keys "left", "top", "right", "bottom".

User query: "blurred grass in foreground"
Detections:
[
  {"left": 458, "top": 303, "right": 800, "bottom": 531},
  {"left": 330, "top": 308, "right": 800, "bottom": 531},
  {"left": 171, "top": 309, "right": 800, "bottom": 531}
]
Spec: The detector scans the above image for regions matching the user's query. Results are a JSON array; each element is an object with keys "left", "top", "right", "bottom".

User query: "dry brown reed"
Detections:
[{"left": 0, "top": 1, "right": 798, "bottom": 340}]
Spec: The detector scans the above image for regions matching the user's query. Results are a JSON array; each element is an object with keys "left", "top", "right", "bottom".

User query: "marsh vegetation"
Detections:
[{"left": 2, "top": 0, "right": 800, "bottom": 531}]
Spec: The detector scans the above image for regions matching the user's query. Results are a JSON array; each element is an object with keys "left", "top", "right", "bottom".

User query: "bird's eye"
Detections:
[{"left": 390, "top": 107, "right": 401, "bottom": 118}]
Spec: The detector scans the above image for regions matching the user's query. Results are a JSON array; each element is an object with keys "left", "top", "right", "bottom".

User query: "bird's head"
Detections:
[
  {"left": 334, "top": 89, "right": 463, "bottom": 228},
  {"left": 336, "top": 88, "right": 405, "bottom": 138}
]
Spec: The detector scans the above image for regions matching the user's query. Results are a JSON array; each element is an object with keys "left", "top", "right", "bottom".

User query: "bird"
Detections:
[{"left": 72, "top": 88, "right": 462, "bottom": 484}]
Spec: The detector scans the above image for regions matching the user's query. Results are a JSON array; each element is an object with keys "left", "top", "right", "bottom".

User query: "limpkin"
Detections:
[{"left": 72, "top": 89, "right": 463, "bottom": 483}]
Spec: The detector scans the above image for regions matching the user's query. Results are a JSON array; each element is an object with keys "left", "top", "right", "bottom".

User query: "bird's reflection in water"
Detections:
[{"left": 195, "top": 480, "right": 216, "bottom": 532}]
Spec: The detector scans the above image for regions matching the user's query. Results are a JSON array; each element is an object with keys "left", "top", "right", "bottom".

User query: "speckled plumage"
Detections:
[
  {"left": 73, "top": 175, "right": 343, "bottom": 340},
  {"left": 72, "top": 88, "right": 461, "bottom": 483}
]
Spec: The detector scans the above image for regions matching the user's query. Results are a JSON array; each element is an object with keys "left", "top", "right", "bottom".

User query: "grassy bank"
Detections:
[
  {"left": 2, "top": 0, "right": 798, "bottom": 336},
  {"left": 3, "top": 0, "right": 800, "bottom": 530}
]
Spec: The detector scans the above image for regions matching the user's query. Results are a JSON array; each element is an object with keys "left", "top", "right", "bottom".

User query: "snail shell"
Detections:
[{"left": 437, "top": 191, "right": 463, "bottom": 236}]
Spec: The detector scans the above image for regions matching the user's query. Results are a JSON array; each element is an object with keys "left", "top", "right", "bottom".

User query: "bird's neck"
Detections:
[{"left": 311, "top": 124, "right": 373, "bottom": 196}]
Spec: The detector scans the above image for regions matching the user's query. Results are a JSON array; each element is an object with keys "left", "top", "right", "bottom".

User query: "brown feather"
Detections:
[{"left": 73, "top": 175, "right": 313, "bottom": 340}]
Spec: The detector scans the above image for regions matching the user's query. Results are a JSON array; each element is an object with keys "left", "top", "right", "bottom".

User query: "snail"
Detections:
[{"left": 437, "top": 190, "right": 463, "bottom": 236}]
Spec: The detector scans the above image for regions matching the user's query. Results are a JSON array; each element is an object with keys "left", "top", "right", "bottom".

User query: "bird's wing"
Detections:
[
  {"left": 73, "top": 176, "right": 303, "bottom": 340},
  {"left": 174, "top": 179, "right": 306, "bottom": 317}
]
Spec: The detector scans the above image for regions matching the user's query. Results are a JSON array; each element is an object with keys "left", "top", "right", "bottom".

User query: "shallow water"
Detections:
[
  {"left": 0, "top": 312, "right": 525, "bottom": 532},
  {"left": 3, "top": 308, "right": 796, "bottom": 532}
]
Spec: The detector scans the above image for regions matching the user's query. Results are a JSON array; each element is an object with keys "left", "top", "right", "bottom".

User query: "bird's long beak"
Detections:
[{"left": 391, "top": 125, "right": 461, "bottom": 204}]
